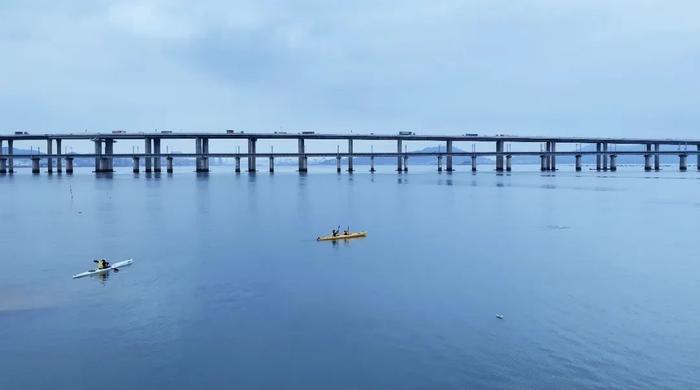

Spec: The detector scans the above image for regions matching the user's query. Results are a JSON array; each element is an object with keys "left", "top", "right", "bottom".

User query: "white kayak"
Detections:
[{"left": 72, "top": 259, "right": 134, "bottom": 279}]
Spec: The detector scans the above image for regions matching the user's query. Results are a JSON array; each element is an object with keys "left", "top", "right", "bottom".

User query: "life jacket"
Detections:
[{"left": 97, "top": 260, "right": 109, "bottom": 269}]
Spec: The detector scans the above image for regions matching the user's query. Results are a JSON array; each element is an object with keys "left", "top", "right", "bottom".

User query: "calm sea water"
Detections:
[{"left": 1, "top": 165, "right": 699, "bottom": 389}]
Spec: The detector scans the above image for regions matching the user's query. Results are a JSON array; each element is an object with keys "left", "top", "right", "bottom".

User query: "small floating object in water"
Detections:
[{"left": 496, "top": 314, "right": 504, "bottom": 320}]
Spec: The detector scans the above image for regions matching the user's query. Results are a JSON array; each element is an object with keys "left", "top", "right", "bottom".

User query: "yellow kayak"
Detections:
[{"left": 317, "top": 231, "right": 367, "bottom": 241}]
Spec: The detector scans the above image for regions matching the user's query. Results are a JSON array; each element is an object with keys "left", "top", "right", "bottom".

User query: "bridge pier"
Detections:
[
  {"left": 446, "top": 140, "right": 453, "bottom": 172},
  {"left": 133, "top": 157, "right": 140, "bottom": 173},
  {"left": 437, "top": 155, "right": 443, "bottom": 172},
  {"left": 104, "top": 139, "right": 114, "bottom": 172},
  {"left": 235, "top": 156, "right": 241, "bottom": 173},
  {"left": 471, "top": 155, "right": 477, "bottom": 172},
  {"left": 347, "top": 139, "right": 354, "bottom": 172},
  {"left": 32, "top": 157, "right": 40, "bottom": 174},
  {"left": 540, "top": 154, "right": 546, "bottom": 171},
  {"left": 66, "top": 157, "right": 73, "bottom": 174},
  {"left": 506, "top": 155, "right": 512, "bottom": 172},
  {"left": 370, "top": 155, "right": 376, "bottom": 173},
  {"left": 336, "top": 155, "right": 341, "bottom": 173},
  {"left": 144, "top": 138, "right": 152, "bottom": 172},
  {"left": 545, "top": 142, "right": 551, "bottom": 171},
  {"left": 94, "top": 139, "right": 102, "bottom": 172},
  {"left": 402, "top": 155, "right": 408, "bottom": 172},
  {"left": 602, "top": 143, "right": 609, "bottom": 171},
  {"left": 7, "top": 140, "right": 13, "bottom": 173},
  {"left": 56, "top": 139, "right": 62, "bottom": 173},
  {"left": 679, "top": 154, "right": 688, "bottom": 171},
  {"left": 550, "top": 142, "right": 556, "bottom": 171},
  {"left": 153, "top": 138, "right": 161, "bottom": 173},
  {"left": 46, "top": 139, "right": 53, "bottom": 174},
  {"left": 496, "top": 140, "right": 504, "bottom": 171},
  {"left": 596, "top": 143, "right": 602, "bottom": 171},
  {"left": 610, "top": 154, "right": 617, "bottom": 171},
  {"left": 298, "top": 139, "right": 306, "bottom": 172},
  {"left": 654, "top": 143, "right": 660, "bottom": 171},
  {"left": 202, "top": 138, "right": 210, "bottom": 172},
  {"left": 644, "top": 144, "right": 652, "bottom": 171},
  {"left": 0, "top": 157, "right": 6, "bottom": 174},
  {"left": 575, "top": 154, "right": 582, "bottom": 172},
  {"left": 269, "top": 156, "right": 274, "bottom": 173},
  {"left": 397, "top": 140, "right": 403, "bottom": 171},
  {"left": 697, "top": 145, "right": 700, "bottom": 170},
  {"left": 167, "top": 156, "right": 173, "bottom": 173}
]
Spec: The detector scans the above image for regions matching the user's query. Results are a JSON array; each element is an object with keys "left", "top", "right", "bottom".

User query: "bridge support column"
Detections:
[
  {"left": 680, "top": 154, "right": 688, "bottom": 171},
  {"left": 697, "top": 145, "right": 700, "bottom": 170},
  {"left": 575, "top": 154, "right": 582, "bottom": 172},
  {"left": 7, "top": 140, "right": 13, "bottom": 173},
  {"left": 540, "top": 154, "right": 546, "bottom": 171},
  {"left": 654, "top": 143, "right": 660, "bottom": 171},
  {"left": 397, "top": 140, "right": 403, "bottom": 171},
  {"left": 610, "top": 154, "right": 617, "bottom": 171},
  {"left": 506, "top": 155, "right": 512, "bottom": 172},
  {"left": 446, "top": 140, "right": 453, "bottom": 172},
  {"left": 550, "top": 142, "right": 556, "bottom": 171},
  {"left": 496, "top": 140, "right": 504, "bottom": 172},
  {"left": 247, "top": 138, "right": 256, "bottom": 172},
  {"left": 298, "top": 139, "right": 306, "bottom": 172},
  {"left": 32, "top": 157, "right": 40, "bottom": 174},
  {"left": 104, "top": 139, "right": 114, "bottom": 172},
  {"left": 402, "top": 155, "right": 408, "bottom": 172},
  {"left": 347, "top": 139, "right": 354, "bottom": 172},
  {"left": 545, "top": 142, "right": 551, "bottom": 171},
  {"left": 94, "top": 139, "right": 102, "bottom": 172},
  {"left": 644, "top": 144, "right": 652, "bottom": 171},
  {"left": 602, "top": 143, "right": 608, "bottom": 171},
  {"left": 56, "top": 139, "right": 62, "bottom": 173},
  {"left": 201, "top": 138, "right": 209, "bottom": 172},
  {"left": 153, "top": 138, "right": 161, "bottom": 173},
  {"left": 133, "top": 157, "right": 140, "bottom": 173},
  {"left": 471, "top": 155, "right": 477, "bottom": 172},
  {"left": 0, "top": 157, "right": 6, "bottom": 174},
  {"left": 235, "top": 156, "right": 241, "bottom": 173},
  {"left": 167, "top": 156, "right": 173, "bottom": 173},
  {"left": 370, "top": 156, "right": 376, "bottom": 173},
  {"left": 596, "top": 143, "right": 602, "bottom": 171},
  {"left": 269, "top": 156, "right": 274, "bottom": 173},
  {"left": 437, "top": 155, "right": 443, "bottom": 172},
  {"left": 66, "top": 157, "right": 73, "bottom": 174},
  {"left": 336, "top": 155, "right": 341, "bottom": 173},
  {"left": 145, "top": 138, "right": 152, "bottom": 172},
  {"left": 46, "top": 139, "right": 53, "bottom": 174}
]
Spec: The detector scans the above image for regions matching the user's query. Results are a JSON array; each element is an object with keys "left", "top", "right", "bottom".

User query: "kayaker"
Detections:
[
  {"left": 94, "top": 259, "right": 110, "bottom": 270},
  {"left": 332, "top": 228, "right": 339, "bottom": 237}
]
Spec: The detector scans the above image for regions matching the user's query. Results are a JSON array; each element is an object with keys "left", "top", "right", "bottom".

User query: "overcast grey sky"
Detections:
[{"left": 1, "top": 0, "right": 698, "bottom": 138}]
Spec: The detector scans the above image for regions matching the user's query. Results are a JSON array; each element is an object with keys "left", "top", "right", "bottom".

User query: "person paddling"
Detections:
[
  {"left": 94, "top": 259, "right": 110, "bottom": 270},
  {"left": 331, "top": 226, "right": 340, "bottom": 237}
]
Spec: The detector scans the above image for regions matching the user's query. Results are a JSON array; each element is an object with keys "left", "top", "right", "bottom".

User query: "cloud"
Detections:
[{"left": 0, "top": 0, "right": 698, "bottom": 138}]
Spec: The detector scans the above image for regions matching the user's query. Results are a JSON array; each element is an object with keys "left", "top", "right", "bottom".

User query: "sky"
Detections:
[{"left": 1, "top": 0, "right": 699, "bottom": 144}]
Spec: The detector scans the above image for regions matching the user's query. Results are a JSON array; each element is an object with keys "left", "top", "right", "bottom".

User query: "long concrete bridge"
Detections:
[{"left": 1, "top": 131, "right": 699, "bottom": 174}]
